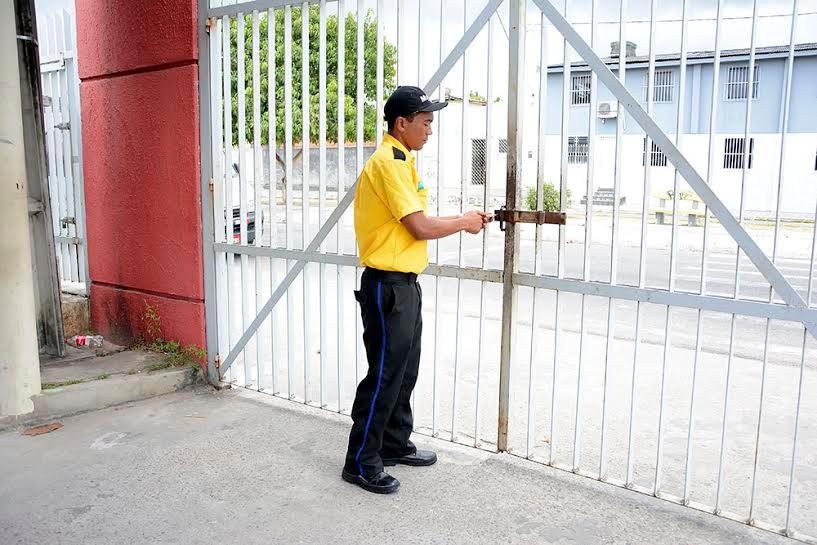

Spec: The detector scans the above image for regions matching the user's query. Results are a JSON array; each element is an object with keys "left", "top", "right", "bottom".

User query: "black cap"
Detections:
[{"left": 383, "top": 86, "right": 448, "bottom": 123}]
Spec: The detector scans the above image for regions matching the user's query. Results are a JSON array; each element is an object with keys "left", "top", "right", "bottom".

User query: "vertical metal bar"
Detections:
[
  {"left": 573, "top": 0, "right": 597, "bottom": 474},
  {"left": 63, "top": 10, "right": 89, "bottom": 293},
  {"left": 411, "top": 0, "right": 422, "bottom": 414},
  {"left": 785, "top": 328, "right": 809, "bottom": 535},
  {"left": 497, "top": 0, "right": 525, "bottom": 453},
  {"left": 48, "top": 16, "right": 71, "bottom": 283},
  {"left": 683, "top": 0, "right": 724, "bottom": 501},
  {"left": 556, "top": 0, "right": 570, "bottom": 280},
  {"left": 356, "top": 0, "right": 364, "bottom": 174},
  {"left": 268, "top": 7, "right": 279, "bottom": 395},
  {"left": 319, "top": 0, "right": 327, "bottom": 408},
  {"left": 336, "top": 0, "right": 346, "bottom": 412},
  {"left": 668, "top": 0, "right": 689, "bottom": 292},
  {"left": 376, "top": 0, "right": 384, "bottom": 146},
  {"left": 549, "top": 0, "right": 571, "bottom": 467},
  {"left": 302, "top": 2, "right": 312, "bottom": 403},
  {"left": 733, "top": 0, "right": 759, "bottom": 300},
  {"left": 715, "top": 314, "right": 738, "bottom": 512},
  {"left": 682, "top": 309, "right": 703, "bottom": 503},
  {"left": 527, "top": 12, "right": 547, "bottom": 457},
  {"left": 582, "top": 0, "right": 597, "bottom": 282},
  {"left": 252, "top": 10, "right": 264, "bottom": 390},
  {"left": 355, "top": 0, "right": 364, "bottom": 388},
  {"left": 223, "top": 14, "right": 235, "bottom": 384},
  {"left": 607, "top": 0, "right": 627, "bottom": 284},
  {"left": 626, "top": 302, "right": 643, "bottom": 487},
  {"left": 644, "top": 0, "right": 688, "bottom": 490},
  {"left": 655, "top": 0, "right": 688, "bottom": 493},
  {"left": 573, "top": 295, "right": 587, "bottom": 471},
  {"left": 526, "top": 287, "right": 537, "bottom": 457},
  {"left": 55, "top": 13, "right": 78, "bottom": 283},
  {"left": 238, "top": 13, "right": 252, "bottom": 386},
  {"left": 600, "top": 0, "right": 629, "bottom": 479},
  {"left": 699, "top": 0, "right": 725, "bottom": 298},
  {"left": 768, "top": 0, "right": 799, "bottom": 306},
  {"left": 475, "top": 11, "right": 494, "bottom": 449},
  {"left": 452, "top": 0, "right": 468, "bottom": 443},
  {"left": 285, "top": 5, "right": 295, "bottom": 399},
  {"left": 715, "top": 0, "right": 759, "bottom": 511},
  {"left": 396, "top": 0, "right": 401, "bottom": 83},
  {"left": 432, "top": 0, "right": 444, "bottom": 438},
  {"left": 533, "top": 13, "right": 546, "bottom": 275},
  {"left": 198, "top": 0, "right": 219, "bottom": 386},
  {"left": 210, "top": 16, "right": 227, "bottom": 379},
  {"left": 748, "top": 318, "right": 771, "bottom": 522},
  {"left": 639, "top": 0, "right": 657, "bottom": 289},
  {"left": 549, "top": 291, "right": 561, "bottom": 465},
  {"left": 654, "top": 306, "right": 672, "bottom": 494}
]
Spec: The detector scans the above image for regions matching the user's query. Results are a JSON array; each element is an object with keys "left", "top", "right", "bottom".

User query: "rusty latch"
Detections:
[{"left": 494, "top": 206, "right": 566, "bottom": 231}]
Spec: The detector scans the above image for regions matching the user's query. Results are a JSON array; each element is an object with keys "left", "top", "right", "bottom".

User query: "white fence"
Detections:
[{"left": 38, "top": 9, "right": 87, "bottom": 295}]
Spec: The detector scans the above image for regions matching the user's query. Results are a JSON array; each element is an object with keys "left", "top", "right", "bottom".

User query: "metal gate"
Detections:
[
  {"left": 198, "top": 0, "right": 817, "bottom": 541},
  {"left": 37, "top": 9, "right": 88, "bottom": 295}
]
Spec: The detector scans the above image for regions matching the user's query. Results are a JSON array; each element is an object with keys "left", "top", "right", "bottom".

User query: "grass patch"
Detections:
[
  {"left": 134, "top": 301, "right": 207, "bottom": 373},
  {"left": 42, "top": 379, "right": 83, "bottom": 390}
]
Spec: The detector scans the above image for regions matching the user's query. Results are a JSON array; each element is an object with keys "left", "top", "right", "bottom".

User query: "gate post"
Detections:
[
  {"left": 197, "top": 2, "right": 219, "bottom": 386},
  {"left": 497, "top": 0, "right": 526, "bottom": 452}
]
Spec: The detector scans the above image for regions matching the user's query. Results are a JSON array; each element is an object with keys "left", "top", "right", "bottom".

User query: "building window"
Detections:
[
  {"left": 724, "top": 65, "right": 760, "bottom": 101},
  {"left": 471, "top": 139, "right": 486, "bottom": 185},
  {"left": 723, "top": 137, "right": 754, "bottom": 169},
  {"left": 643, "top": 70, "right": 674, "bottom": 103},
  {"left": 568, "top": 136, "right": 589, "bottom": 164},
  {"left": 498, "top": 138, "right": 509, "bottom": 154},
  {"left": 571, "top": 74, "right": 592, "bottom": 105},
  {"left": 642, "top": 138, "right": 668, "bottom": 167}
]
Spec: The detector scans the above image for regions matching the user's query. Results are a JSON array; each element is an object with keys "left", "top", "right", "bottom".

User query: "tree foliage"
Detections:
[{"left": 228, "top": 7, "right": 397, "bottom": 146}]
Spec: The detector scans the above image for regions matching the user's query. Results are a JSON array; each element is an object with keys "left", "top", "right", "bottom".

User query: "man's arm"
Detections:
[{"left": 401, "top": 210, "right": 490, "bottom": 241}]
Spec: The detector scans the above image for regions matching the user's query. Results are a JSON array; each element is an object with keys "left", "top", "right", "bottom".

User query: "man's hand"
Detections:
[
  {"left": 464, "top": 210, "right": 493, "bottom": 224},
  {"left": 461, "top": 211, "right": 487, "bottom": 234}
]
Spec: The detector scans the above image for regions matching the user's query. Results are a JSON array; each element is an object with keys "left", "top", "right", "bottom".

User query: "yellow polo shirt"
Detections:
[{"left": 354, "top": 133, "right": 429, "bottom": 274}]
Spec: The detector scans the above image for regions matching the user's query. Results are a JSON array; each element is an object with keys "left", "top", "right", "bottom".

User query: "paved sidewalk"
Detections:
[{"left": 0, "top": 388, "right": 789, "bottom": 545}]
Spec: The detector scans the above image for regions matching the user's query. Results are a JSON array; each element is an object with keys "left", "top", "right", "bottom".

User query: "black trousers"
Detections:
[{"left": 344, "top": 267, "right": 423, "bottom": 477}]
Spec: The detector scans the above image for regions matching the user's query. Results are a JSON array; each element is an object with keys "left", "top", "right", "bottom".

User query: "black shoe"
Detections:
[
  {"left": 381, "top": 449, "right": 437, "bottom": 467},
  {"left": 341, "top": 469, "right": 400, "bottom": 494}
]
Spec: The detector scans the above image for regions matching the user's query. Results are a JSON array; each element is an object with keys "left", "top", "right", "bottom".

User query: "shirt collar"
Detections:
[{"left": 383, "top": 133, "right": 414, "bottom": 163}]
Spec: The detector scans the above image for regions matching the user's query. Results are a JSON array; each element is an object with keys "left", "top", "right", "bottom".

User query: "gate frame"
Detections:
[{"left": 197, "top": 0, "right": 817, "bottom": 539}]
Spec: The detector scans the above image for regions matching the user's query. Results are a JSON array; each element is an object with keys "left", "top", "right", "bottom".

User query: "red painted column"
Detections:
[{"left": 76, "top": 0, "right": 205, "bottom": 348}]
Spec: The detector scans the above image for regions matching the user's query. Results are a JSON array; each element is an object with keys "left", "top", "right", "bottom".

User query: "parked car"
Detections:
[{"left": 225, "top": 162, "right": 263, "bottom": 245}]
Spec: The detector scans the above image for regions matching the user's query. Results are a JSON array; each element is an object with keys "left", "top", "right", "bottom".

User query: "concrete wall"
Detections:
[{"left": 77, "top": 0, "right": 205, "bottom": 348}]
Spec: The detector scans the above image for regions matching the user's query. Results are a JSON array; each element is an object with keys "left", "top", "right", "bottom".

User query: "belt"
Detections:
[{"left": 362, "top": 267, "right": 418, "bottom": 284}]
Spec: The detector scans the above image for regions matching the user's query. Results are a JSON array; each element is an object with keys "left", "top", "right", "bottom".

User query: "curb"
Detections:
[{"left": 0, "top": 368, "right": 196, "bottom": 433}]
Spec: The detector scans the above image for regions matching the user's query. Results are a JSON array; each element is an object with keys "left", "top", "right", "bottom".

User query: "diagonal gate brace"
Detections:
[
  {"left": 533, "top": 0, "right": 816, "bottom": 340},
  {"left": 218, "top": 0, "right": 506, "bottom": 377}
]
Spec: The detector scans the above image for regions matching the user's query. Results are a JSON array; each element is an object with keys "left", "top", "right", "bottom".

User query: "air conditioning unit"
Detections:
[{"left": 597, "top": 101, "right": 618, "bottom": 119}]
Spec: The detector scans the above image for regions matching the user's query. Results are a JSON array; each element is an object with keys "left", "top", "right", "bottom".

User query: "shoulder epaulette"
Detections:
[{"left": 392, "top": 147, "right": 406, "bottom": 161}]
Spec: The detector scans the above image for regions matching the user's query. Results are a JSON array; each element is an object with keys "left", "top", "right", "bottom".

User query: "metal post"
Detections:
[
  {"left": 497, "top": 0, "right": 525, "bottom": 452},
  {"left": 1, "top": 0, "right": 42, "bottom": 415},
  {"left": 199, "top": 0, "right": 220, "bottom": 385},
  {"left": 15, "top": 0, "right": 64, "bottom": 357}
]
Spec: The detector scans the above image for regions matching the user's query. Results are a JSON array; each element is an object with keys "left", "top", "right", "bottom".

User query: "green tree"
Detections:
[{"left": 228, "top": 6, "right": 396, "bottom": 147}]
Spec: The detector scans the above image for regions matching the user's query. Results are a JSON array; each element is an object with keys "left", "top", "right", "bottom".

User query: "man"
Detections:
[{"left": 342, "top": 86, "right": 491, "bottom": 494}]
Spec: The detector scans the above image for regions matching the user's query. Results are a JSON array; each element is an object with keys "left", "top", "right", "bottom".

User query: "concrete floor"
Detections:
[{"left": 0, "top": 387, "right": 792, "bottom": 545}]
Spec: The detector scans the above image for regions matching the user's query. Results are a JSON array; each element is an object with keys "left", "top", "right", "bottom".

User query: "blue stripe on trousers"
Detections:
[{"left": 354, "top": 281, "right": 387, "bottom": 475}]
